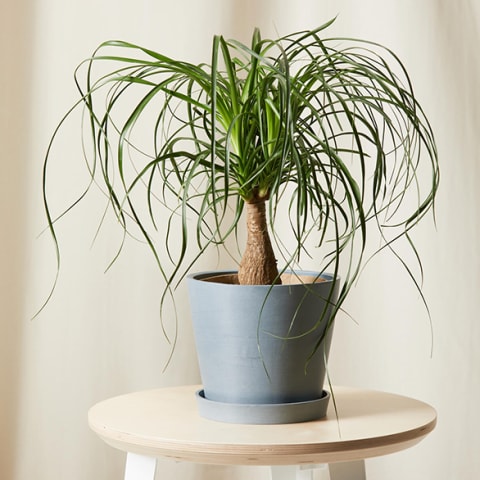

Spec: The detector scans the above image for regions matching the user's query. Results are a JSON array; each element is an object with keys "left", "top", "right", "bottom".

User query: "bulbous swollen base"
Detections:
[{"left": 238, "top": 200, "right": 280, "bottom": 286}]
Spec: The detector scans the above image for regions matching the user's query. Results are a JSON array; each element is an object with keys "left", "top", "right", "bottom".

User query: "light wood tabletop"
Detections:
[{"left": 88, "top": 385, "right": 436, "bottom": 467}]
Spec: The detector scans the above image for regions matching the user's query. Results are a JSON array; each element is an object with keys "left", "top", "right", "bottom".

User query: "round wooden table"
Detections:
[{"left": 88, "top": 385, "right": 436, "bottom": 480}]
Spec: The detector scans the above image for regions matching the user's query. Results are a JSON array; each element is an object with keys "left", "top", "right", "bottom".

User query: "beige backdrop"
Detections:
[{"left": 1, "top": 0, "right": 479, "bottom": 479}]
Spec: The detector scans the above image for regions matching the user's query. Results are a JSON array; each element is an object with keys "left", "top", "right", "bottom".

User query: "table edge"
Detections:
[
  {"left": 88, "top": 385, "right": 437, "bottom": 466},
  {"left": 90, "top": 418, "right": 436, "bottom": 465}
]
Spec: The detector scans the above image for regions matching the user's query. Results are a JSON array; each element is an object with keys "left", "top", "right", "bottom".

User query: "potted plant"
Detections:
[{"left": 42, "top": 18, "right": 439, "bottom": 423}]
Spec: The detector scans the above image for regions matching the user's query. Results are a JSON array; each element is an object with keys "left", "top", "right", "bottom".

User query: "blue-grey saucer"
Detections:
[{"left": 195, "top": 389, "right": 330, "bottom": 424}]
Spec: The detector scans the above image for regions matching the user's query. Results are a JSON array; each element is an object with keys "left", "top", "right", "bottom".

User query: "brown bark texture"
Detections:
[{"left": 238, "top": 200, "right": 281, "bottom": 285}]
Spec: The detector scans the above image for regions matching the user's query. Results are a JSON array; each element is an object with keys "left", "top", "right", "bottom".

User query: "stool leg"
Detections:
[
  {"left": 328, "top": 460, "right": 366, "bottom": 480},
  {"left": 124, "top": 453, "right": 157, "bottom": 480}
]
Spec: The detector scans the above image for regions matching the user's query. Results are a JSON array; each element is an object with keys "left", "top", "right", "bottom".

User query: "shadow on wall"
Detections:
[{"left": 0, "top": 0, "right": 33, "bottom": 477}]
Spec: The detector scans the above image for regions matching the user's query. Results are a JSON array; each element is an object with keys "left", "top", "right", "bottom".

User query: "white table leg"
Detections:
[
  {"left": 329, "top": 460, "right": 366, "bottom": 480},
  {"left": 124, "top": 453, "right": 157, "bottom": 480}
]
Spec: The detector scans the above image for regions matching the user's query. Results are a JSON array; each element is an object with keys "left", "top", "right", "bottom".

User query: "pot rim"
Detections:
[{"left": 187, "top": 269, "right": 340, "bottom": 288}]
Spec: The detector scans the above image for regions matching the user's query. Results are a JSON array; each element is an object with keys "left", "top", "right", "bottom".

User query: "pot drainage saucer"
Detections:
[{"left": 195, "top": 389, "right": 330, "bottom": 424}]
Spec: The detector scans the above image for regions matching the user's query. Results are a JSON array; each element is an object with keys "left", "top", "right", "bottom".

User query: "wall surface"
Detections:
[
  {"left": 0, "top": 1, "right": 32, "bottom": 478},
  {"left": 1, "top": 0, "right": 479, "bottom": 479}
]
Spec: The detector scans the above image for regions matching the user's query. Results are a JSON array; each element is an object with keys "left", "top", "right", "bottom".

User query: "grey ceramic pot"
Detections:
[{"left": 187, "top": 270, "right": 339, "bottom": 423}]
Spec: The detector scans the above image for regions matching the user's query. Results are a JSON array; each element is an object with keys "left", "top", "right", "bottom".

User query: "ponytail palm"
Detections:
[{"left": 44, "top": 19, "right": 439, "bottom": 319}]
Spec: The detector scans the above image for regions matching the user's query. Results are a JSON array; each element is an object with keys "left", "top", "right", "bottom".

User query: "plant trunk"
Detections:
[{"left": 238, "top": 200, "right": 280, "bottom": 285}]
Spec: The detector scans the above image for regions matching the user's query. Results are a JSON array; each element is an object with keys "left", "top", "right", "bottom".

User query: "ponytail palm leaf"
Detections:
[{"left": 43, "top": 19, "right": 439, "bottom": 329}]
